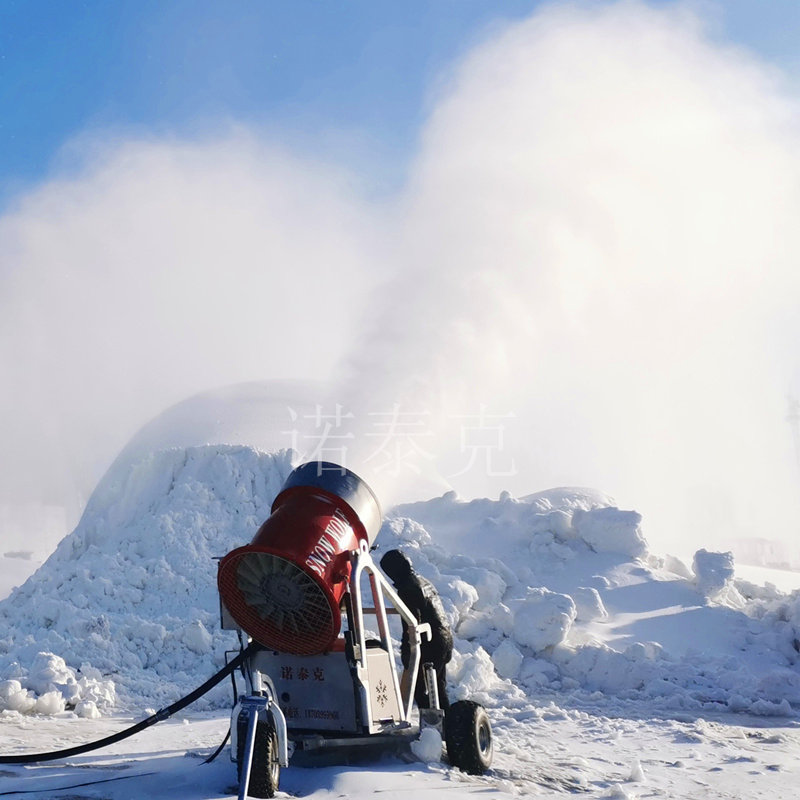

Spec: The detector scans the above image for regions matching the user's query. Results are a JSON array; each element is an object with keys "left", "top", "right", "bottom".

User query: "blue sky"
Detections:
[{"left": 2, "top": 0, "right": 800, "bottom": 208}]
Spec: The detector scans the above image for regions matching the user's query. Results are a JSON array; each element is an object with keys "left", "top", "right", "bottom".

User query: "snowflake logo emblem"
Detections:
[{"left": 375, "top": 680, "right": 388, "bottom": 707}]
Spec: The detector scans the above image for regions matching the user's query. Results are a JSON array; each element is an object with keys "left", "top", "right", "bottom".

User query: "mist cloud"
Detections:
[
  {"left": 0, "top": 133, "right": 379, "bottom": 520},
  {"left": 2, "top": 2, "right": 800, "bottom": 554},
  {"left": 342, "top": 2, "right": 800, "bottom": 547}
]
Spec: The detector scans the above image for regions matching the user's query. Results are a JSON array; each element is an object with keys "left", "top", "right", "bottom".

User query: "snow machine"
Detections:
[{"left": 217, "top": 461, "right": 493, "bottom": 799}]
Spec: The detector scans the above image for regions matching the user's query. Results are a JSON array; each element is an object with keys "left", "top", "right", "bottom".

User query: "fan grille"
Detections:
[{"left": 222, "top": 551, "right": 336, "bottom": 654}]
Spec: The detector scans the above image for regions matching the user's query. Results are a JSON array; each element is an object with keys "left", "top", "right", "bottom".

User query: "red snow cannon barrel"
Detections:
[{"left": 217, "top": 462, "right": 381, "bottom": 655}]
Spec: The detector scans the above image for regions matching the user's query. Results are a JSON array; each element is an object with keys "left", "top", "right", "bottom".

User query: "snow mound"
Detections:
[
  {"left": 382, "top": 490, "right": 800, "bottom": 717},
  {"left": 104, "top": 381, "right": 322, "bottom": 489},
  {"left": 410, "top": 726, "right": 443, "bottom": 762},
  {"left": 2, "top": 445, "right": 799, "bottom": 723},
  {"left": 521, "top": 486, "right": 618, "bottom": 510},
  {"left": 391, "top": 489, "right": 650, "bottom": 562},
  {"left": 0, "top": 445, "right": 293, "bottom": 712},
  {"left": 0, "top": 653, "right": 114, "bottom": 717}
]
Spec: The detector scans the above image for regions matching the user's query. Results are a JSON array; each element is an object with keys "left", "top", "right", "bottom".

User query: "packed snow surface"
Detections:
[{"left": 2, "top": 443, "right": 800, "bottom": 798}]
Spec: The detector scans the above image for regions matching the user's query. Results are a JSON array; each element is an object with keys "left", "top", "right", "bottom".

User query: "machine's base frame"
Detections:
[{"left": 226, "top": 544, "right": 449, "bottom": 799}]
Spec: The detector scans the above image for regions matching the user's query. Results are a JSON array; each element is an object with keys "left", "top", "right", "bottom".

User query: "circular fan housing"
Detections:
[{"left": 217, "top": 462, "right": 381, "bottom": 655}]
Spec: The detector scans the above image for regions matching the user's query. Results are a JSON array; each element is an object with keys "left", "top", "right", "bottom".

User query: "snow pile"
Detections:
[
  {"left": 1, "top": 444, "right": 799, "bottom": 723},
  {"left": 383, "top": 491, "right": 800, "bottom": 717},
  {"left": 409, "top": 726, "right": 443, "bottom": 763},
  {"left": 0, "top": 652, "right": 114, "bottom": 717},
  {"left": 395, "top": 487, "right": 647, "bottom": 563},
  {"left": 0, "top": 445, "right": 293, "bottom": 712}
]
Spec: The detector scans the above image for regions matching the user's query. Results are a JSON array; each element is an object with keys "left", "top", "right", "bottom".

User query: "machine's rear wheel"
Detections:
[
  {"left": 445, "top": 700, "right": 493, "bottom": 775},
  {"left": 237, "top": 715, "right": 280, "bottom": 798}
]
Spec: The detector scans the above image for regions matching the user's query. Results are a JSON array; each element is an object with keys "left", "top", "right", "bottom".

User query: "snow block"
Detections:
[
  {"left": 512, "top": 588, "right": 576, "bottom": 652},
  {"left": 492, "top": 639, "right": 525, "bottom": 679},
  {"left": 410, "top": 727, "right": 443, "bottom": 762},
  {"left": 692, "top": 549, "right": 735, "bottom": 597},
  {"left": 572, "top": 586, "right": 609, "bottom": 622},
  {"left": 572, "top": 508, "right": 647, "bottom": 558}
]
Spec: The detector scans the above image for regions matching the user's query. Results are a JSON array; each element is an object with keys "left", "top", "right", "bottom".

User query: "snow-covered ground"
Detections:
[
  {"left": 3, "top": 705, "right": 799, "bottom": 799},
  {"left": 2, "top": 443, "right": 800, "bottom": 798}
]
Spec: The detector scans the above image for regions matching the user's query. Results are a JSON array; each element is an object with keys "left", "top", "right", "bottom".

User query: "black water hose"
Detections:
[{"left": 0, "top": 641, "right": 261, "bottom": 765}]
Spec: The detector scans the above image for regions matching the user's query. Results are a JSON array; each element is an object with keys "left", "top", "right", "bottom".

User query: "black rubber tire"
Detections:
[
  {"left": 445, "top": 699, "right": 493, "bottom": 775},
  {"left": 236, "top": 714, "right": 280, "bottom": 799}
]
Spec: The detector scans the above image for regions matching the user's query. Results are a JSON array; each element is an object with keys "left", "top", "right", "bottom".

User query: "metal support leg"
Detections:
[
  {"left": 238, "top": 698, "right": 261, "bottom": 800},
  {"left": 423, "top": 663, "right": 439, "bottom": 709},
  {"left": 237, "top": 691, "right": 289, "bottom": 800},
  {"left": 420, "top": 663, "right": 445, "bottom": 734}
]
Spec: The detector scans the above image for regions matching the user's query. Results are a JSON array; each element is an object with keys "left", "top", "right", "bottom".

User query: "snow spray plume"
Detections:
[
  {"left": 337, "top": 2, "right": 800, "bottom": 551},
  {"left": 3, "top": 2, "right": 800, "bottom": 557},
  {"left": 0, "top": 133, "right": 376, "bottom": 546}
]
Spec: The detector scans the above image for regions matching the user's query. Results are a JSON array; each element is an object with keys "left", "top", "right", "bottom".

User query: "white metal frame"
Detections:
[
  {"left": 230, "top": 543, "right": 437, "bottom": 797},
  {"left": 348, "top": 540, "right": 431, "bottom": 724}
]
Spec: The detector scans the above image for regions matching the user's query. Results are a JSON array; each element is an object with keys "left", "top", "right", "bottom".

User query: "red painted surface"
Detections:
[{"left": 217, "top": 484, "right": 369, "bottom": 654}]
